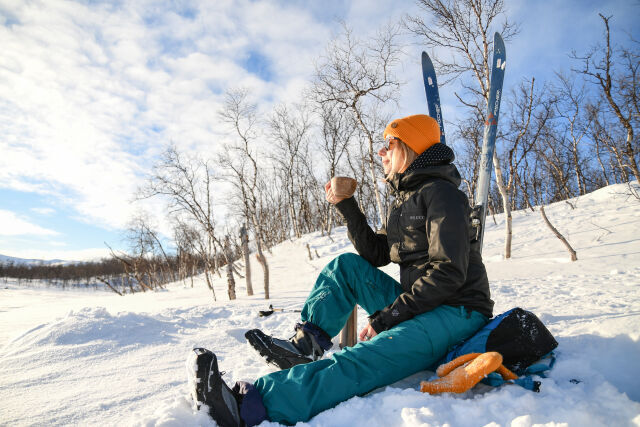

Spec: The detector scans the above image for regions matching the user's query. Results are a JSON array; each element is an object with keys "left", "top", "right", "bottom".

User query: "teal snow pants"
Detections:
[{"left": 254, "top": 253, "right": 488, "bottom": 425}]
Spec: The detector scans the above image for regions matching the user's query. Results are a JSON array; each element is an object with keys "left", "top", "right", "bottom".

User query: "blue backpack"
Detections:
[{"left": 441, "top": 307, "right": 558, "bottom": 391}]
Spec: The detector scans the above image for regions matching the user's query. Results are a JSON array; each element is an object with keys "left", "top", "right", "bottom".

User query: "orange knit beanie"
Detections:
[{"left": 383, "top": 114, "right": 440, "bottom": 155}]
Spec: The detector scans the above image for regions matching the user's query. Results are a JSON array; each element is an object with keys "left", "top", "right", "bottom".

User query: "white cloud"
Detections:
[
  {"left": 0, "top": 209, "right": 59, "bottom": 236},
  {"left": 30, "top": 207, "right": 56, "bottom": 216},
  {"left": 0, "top": 0, "right": 350, "bottom": 233}
]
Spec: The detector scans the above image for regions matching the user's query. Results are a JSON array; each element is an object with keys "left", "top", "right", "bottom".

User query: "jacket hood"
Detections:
[{"left": 386, "top": 144, "right": 461, "bottom": 192}]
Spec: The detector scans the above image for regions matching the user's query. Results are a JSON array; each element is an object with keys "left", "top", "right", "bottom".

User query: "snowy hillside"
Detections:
[{"left": 1, "top": 183, "right": 639, "bottom": 426}]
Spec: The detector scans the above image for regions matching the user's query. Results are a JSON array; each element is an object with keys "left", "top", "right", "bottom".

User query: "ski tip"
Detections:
[
  {"left": 421, "top": 50, "right": 433, "bottom": 65},
  {"left": 493, "top": 32, "right": 505, "bottom": 56}
]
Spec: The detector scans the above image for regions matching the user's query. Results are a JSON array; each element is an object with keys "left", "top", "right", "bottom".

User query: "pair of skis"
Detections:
[{"left": 421, "top": 33, "right": 506, "bottom": 251}]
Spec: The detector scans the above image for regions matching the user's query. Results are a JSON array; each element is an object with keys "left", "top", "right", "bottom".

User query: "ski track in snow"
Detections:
[{"left": 1, "top": 183, "right": 640, "bottom": 426}]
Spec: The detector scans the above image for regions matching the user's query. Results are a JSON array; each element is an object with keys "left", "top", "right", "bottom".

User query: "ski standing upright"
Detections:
[
  {"left": 472, "top": 32, "right": 506, "bottom": 251},
  {"left": 421, "top": 51, "right": 446, "bottom": 145}
]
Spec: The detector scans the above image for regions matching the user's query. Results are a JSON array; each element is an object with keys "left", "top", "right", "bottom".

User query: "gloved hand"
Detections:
[
  {"left": 420, "top": 352, "right": 518, "bottom": 394},
  {"left": 325, "top": 177, "right": 357, "bottom": 204}
]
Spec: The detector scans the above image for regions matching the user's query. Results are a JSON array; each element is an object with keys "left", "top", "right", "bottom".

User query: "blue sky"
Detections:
[{"left": 0, "top": 0, "right": 638, "bottom": 261}]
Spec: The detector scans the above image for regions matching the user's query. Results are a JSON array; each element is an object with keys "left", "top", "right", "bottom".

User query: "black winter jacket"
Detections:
[{"left": 335, "top": 154, "right": 493, "bottom": 333}]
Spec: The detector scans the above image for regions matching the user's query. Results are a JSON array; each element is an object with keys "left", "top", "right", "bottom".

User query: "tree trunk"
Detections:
[
  {"left": 127, "top": 273, "right": 134, "bottom": 293},
  {"left": 492, "top": 151, "right": 512, "bottom": 258},
  {"left": 226, "top": 259, "right": 236, "bottom": 300},
  {"left": 539, "top": 205, "right": 577, "bottom": 261},
  {"left": 190, "top": 260, "right": 195, "bottom": 288},
  {"left": 611, "top": 145, "right": 630, "bottom": 182},
  {"left": 340, "top": 308, "right": 358, "bottom": 348},
  {"left": 256, "top": 244, "right": 270, "bottom": 300},
  {"left": 367, "top": 144, "right": 384, "bottom": 227},
  {"left": 625, "top": 129, "right": 640, "bottom": 183},
  {"left": 203, "top": 266, "right": 216, "bottom": 300},
  {"left": 251, "top": 214, "right": 270, "bottom": 299},
  {"left": 289, "top": 203, "right": 300, "bottom": 239},
  {"left": 240, "top": 225, "right": 253, "bottom": 296},
  {"left": 608, "top": 156, "right": 622, "bottom": 183},
  {"left": 504, "top": 203, "right": 513, "bottom": 259},
  {"left": 571, "top": 144, "right": 587, "bottom": 195},
  {"left": 594, "top": 137, "right": 611, "bottom": 186},
  {"left": 96, "top": 276, "right": 123, "bottom": 296}
]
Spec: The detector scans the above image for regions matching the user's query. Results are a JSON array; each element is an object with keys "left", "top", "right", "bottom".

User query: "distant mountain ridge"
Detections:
[{"left": 0, "top": 254, "right": 71, "bottom": 266}]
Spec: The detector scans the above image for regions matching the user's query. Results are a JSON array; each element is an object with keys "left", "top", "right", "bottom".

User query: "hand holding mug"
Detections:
[{"left": 325, "top": 177, "right": 357, "bottom": 205}]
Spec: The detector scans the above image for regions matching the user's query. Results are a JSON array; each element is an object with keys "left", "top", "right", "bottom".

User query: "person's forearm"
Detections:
[{"left": 335, "top": 197, "right": 390, "bottom": 266}]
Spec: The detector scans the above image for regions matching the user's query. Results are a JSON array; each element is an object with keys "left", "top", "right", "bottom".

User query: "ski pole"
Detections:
[{"left": 258, "top": 304, "right": 302, "bottom": 317}]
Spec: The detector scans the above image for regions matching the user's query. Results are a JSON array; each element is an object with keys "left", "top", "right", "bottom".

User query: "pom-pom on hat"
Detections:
[{"left": 383, "top": 114, "right": 440, "bottom": 155}]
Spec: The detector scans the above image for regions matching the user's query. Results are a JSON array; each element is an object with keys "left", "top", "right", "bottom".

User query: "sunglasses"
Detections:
[{"left": 382, "top": 136, "right": 401, "bottom": 151}]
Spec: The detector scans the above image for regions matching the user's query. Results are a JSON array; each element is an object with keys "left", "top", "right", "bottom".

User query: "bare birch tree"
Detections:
[
  {"left": 572, "top": 14, "right": 639, "bottom": 183},
  {"left": 139, "top": 146, "right": 219, "bottom": 299},
  {"left": 219, "top": 88, "right": 270, "bottom": 299},
  {"left": 173, "top": 218, "right": 200, "bottom": 288},
  {"left": 312, "top": 23, "right": 402, "bottom": 226},
  {"left": 268, "top": 103, "right": 312, "bottom": 239},
  {"left": 500, "top": 78, "right": 555, "bottom": 257},
  {"left": 552, "top": 73, "right": 597, "bottom": 195},
  {"left": 316, "top": 102, "right": 356, "bottom": 234},
  {"left": 529, "top": 158, "right": 578, "bottom": 262}
]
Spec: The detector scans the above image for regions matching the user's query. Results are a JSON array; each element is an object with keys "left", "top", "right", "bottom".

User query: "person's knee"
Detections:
[
  {"left": 332, "top": 252, "right": 365, "bottom": 268},
  {"left": 320, "top": 253, "right": 365, "bottom": 289}
]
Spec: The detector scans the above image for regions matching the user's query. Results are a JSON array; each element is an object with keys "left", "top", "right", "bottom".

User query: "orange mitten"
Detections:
[
  {"left": 435, "top": 353, "right": 482, "bottom": 377},
  {"left": 420, "top": 352, "right": 516, "bottom": 394}
]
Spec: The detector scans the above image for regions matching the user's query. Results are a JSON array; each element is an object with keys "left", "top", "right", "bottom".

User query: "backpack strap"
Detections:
[
  {"left": 481, "top": 352, "right": 556, "bottom": 392},
  {"left": 481, "top": 372, "right": 542, "bottom": 392},
  {"left": 522, "top": 352, "right": 556, "bottom": 378}
]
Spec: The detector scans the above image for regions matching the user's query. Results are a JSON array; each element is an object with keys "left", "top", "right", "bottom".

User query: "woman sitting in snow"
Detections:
[{"left": 188, "top": 114, "right": 494, "bottom": 426}]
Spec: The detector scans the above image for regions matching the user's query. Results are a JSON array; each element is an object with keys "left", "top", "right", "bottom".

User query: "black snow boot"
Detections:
[
  {"left": 244, "top": 322, "right": 333, "bottom": 370},
  {"left": 188, "top": 348, "right": 243, "bottom": 427}
]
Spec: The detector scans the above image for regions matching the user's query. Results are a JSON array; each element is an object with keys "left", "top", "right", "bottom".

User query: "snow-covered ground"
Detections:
[{"left": 1, "top": 183, "right": 639, "bottom": 426}]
